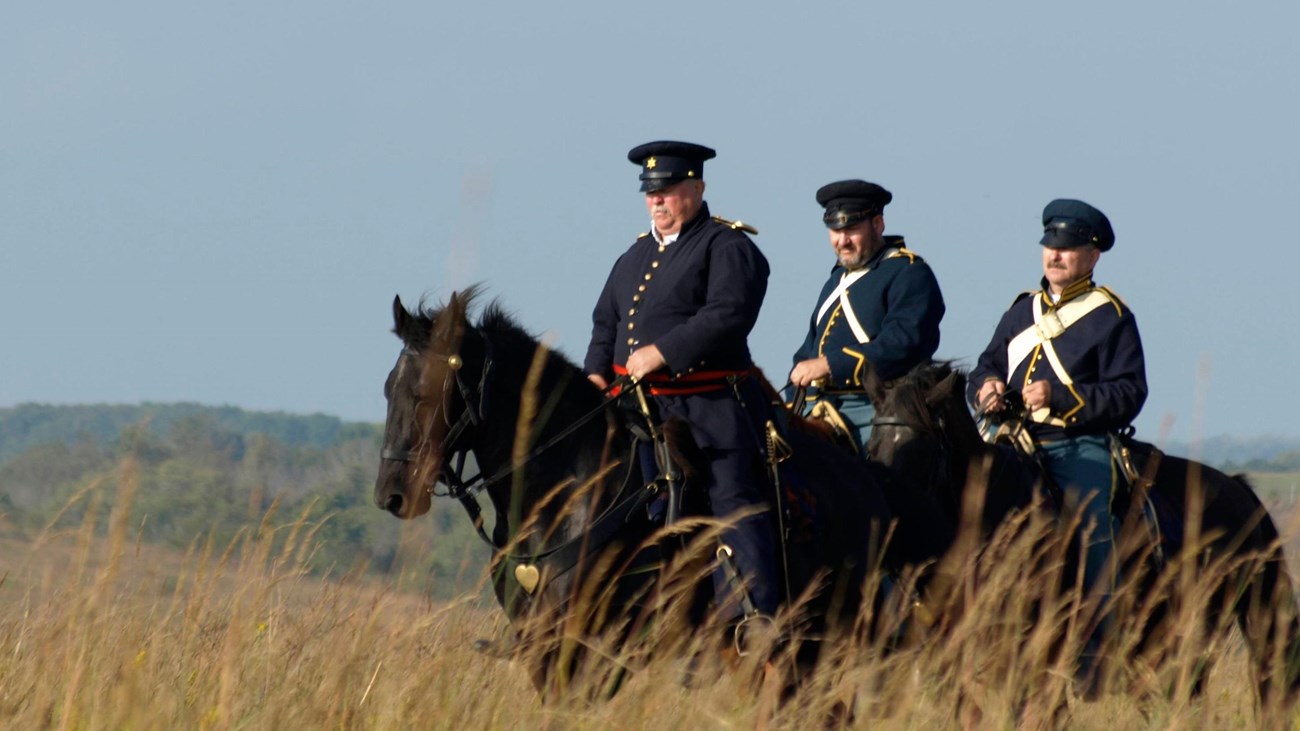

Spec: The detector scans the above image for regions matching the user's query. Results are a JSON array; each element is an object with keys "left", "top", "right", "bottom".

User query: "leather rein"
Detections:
[{"left": 379, "top": 339, "right": 654, "bottom": 572}]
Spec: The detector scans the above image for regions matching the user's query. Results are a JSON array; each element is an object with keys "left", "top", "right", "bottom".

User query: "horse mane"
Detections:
[
  {"left": 395, "top": 284, "right": 586, "bottom": 375},
  {"left": 890, "top": 360, "right": 967, "bottom": 434},
  {"left": 396, "top": 284, "right": 600, "bottom": 433}
]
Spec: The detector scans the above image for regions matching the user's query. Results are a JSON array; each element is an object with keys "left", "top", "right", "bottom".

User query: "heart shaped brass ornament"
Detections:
[{"left": 515, "top": 564, "right": 541, "bottom": 594}]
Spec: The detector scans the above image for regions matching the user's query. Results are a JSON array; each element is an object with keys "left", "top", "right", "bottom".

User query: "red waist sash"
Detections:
[{"left": 611, "top": 364, "right": 750, "bottom": 396}]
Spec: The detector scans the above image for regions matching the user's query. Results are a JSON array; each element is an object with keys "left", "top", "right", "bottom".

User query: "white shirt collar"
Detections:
[{"left": 651, "top": 225, "right": 680, "bottom": 246}]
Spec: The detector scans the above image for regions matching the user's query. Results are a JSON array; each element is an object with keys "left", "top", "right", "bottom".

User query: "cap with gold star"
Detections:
[{"left": 627, "top": 140, "right": 716, "bottom": 193}]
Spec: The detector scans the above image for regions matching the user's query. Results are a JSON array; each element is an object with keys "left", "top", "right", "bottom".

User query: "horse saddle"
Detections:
[
  {"left": 979, "top": 411, "right": 1037, "bottom": 456},
  {"left": 804, "top": 400, "right": 858, "bottom": 454},
  {"left": 1108, "top": 435, "right": 1170, "bottom": 566}
]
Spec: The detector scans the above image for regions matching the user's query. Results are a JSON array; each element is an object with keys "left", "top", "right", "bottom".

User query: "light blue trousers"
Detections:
[{"left": 1040, "top": 433, "right": 1117, "bottom": 670}]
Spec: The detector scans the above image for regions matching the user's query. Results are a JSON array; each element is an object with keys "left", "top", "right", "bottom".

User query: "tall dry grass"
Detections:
[{"left": 3, "top": 449, "right": 1299, "bottom": 729}]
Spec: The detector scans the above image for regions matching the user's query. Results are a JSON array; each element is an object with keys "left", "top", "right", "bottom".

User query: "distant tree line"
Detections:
[
  {"left": 3, "top": 403, "right": 1297, "bottom": 598},
  {"left": 1222, "top": 451, "right": 1300, "bottom": 474},
  {"left": 0, "top": 404, "right": 488, "bottom": 599},
  {"left": 1163, "top": 434, "right": 1300, "bottom": 471},
  {"left": 0, "top": 402, "right": 381, "bottom": 463}
]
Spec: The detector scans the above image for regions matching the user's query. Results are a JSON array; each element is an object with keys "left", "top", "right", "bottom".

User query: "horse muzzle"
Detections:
[{"left": 374, "top": 456, "right": 434, "bottom": 519}]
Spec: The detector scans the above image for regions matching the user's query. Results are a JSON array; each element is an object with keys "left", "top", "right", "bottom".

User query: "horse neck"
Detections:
[
  {"left": 928, "top": 395, "right": 999, "bottom": 502},
  {"left": 469, "top": 340, "right": 624, "bottom": 547},
  {"left": 949, "top": 406, "right": 991, "bottom": 477}
]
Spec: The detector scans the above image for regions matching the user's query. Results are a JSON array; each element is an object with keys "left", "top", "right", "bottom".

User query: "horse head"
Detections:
[
  {"left": 868, "top": 361, "right": 1057, "bottom": 538},
  {"left": 375, "top": 288, "right": 484, "bottom": 519},
  {"left": 863, "top": 361, "right": 971, "bottom": 523},
  {"left": 863, "top": 361, "right": 963, "bottom": 466}
]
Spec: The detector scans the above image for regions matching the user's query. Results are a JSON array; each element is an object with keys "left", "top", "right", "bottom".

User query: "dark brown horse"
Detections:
[
  {"left": 860, "top": 360, "right": 1300, "bottom": 710},
  {"left": 373, "top": 288, "right": 902, "bottom": 698}
]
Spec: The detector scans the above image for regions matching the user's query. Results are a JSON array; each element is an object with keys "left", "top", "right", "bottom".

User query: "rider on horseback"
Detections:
[
  {"left": 584, "top": 140, "right": 780, "bottom": 623},
  {"left": 788, "top": 179, "right": 946, "bottom": 450},
  {"left": 969, "top": 198, "right": 1148, "bottom": 683}
]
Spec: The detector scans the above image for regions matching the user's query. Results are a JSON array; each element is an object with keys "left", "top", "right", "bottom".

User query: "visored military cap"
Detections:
[
  {"left": 816, "top": 180, "right": 892, "bottom": 230},
  {"left": 628, "top": 140, "right": 716, "bottom": 193},
  {"left": 1040, "top": 198, "right": 1115, "bottom": 252}
]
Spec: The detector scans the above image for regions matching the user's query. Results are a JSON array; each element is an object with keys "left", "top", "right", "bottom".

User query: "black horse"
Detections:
[
  {"left": 860, "top": 360, "right": 1300, "bottom": 710},
  {"left": 373, "top": 288, "right": 902, "bottom": 697}
]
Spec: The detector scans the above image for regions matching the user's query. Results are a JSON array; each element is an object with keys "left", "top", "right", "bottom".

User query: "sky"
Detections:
[{"left": 3, "top": 1, "right": 1299, "bottom": 446}]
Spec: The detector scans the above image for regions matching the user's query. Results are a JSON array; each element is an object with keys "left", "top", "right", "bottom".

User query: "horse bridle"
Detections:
[
  {"left": 380, "top": 340, "right": 493, "bottom": 468},
  {"left": 868, "top": 416, "right": 916, "bottom": 432},
  {"left": 379, "top": 337, "right": 663, "bottom": 603},
  {"left": 380, "top": 335, "right": 643, "bottom": 548},
  {"left": 869, "top": 408, "right": 954, "bottom": 508},
  {"left": 379, "top": 336, "right": 503, "bottom": 555}
]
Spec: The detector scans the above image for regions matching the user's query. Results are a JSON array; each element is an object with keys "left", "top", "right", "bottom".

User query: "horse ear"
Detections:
[
  {"left": 392, "top": 295, "right": 417, "bottom": 343},
  {"left": 926, "top": 371, "right": 960, "bottom": 408},
  {"left": 446, "top": 290, "right": 467, "bottom": 326},
  {"left": 433, "top": 290, "right": 469, "bottom": 345},
  {"left": 392, "top": 295, "right": 407, "bottom": 329}
]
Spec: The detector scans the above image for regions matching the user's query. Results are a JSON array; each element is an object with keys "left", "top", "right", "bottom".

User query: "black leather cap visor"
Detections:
[
  {"left": 823, "top": 205, "right": 879, "bottom": 230},
  {"left": 1040, "top": 219, "right": 1098, "bottom": 248}
]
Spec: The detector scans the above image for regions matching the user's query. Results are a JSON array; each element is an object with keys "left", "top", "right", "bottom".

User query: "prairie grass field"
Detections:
[
  {"left": 5, "top": 463, "right": 1300, "bottom": 730},
  {"left": 1251, "top": 473, "right": 1300, "bottom": 507}
]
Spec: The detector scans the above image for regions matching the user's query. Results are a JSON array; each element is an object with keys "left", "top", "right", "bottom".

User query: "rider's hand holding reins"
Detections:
[
  {"left": 790, "top": 356, "right": 830, "bottom": 387},
  {"left": 625, "top": 345, "right": 666, "bottom": 381},
  {"left": 977, "top": 378, "right": 1008, "bottom": 413},
  {"left": 1021, "top": 380, "right": 1052, "bottom": 411}
]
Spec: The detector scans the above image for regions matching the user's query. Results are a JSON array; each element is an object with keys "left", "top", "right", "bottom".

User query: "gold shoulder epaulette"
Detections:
[
  {"left": 637, "top": 231, "right": 651, "bottom": 239},
  {"left": 1097, "top": 285, "right": 1128, "bottom": 313},
  {"left": 712, "top": 215, "right": 759, "bottom": 235},
  {"left": 887, "top": 247, "right": 921, "bottom": 263}
]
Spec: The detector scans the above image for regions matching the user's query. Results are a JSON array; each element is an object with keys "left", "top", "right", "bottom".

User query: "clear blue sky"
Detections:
[{"left": 4, "top": 1, "right": 1298, "bottom": 446}]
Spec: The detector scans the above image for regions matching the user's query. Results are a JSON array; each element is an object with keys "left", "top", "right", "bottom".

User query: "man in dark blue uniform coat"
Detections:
[
  {"left": 968, "top": 198, "right": 1147, "bottom": 679},
  {"left": 789, "top": 180, "right": 946, "bottom": 449},
  {"left": 584, "top": 140, "right": 778, "bottom": 620}
]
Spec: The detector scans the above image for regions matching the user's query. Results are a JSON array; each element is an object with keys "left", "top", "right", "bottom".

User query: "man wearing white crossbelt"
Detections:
[
  {"left": 969, "top": 197, "right": 1148, "bottom": 690},
  {"left": 788, "top": 179, "right": 945, "bottom": 450}
]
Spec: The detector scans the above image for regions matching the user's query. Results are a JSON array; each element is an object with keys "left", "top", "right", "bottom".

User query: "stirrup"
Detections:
[{"left": 732, "top": 613, "right": 779, "bottom": 658}]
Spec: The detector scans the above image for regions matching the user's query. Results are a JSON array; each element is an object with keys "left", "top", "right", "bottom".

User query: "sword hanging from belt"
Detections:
[
  {"left": 630, "top": 379, "right": 685, "bottom": 524},
  {"left": 717, "top": 544, "right": 759, "bottom": 618}
]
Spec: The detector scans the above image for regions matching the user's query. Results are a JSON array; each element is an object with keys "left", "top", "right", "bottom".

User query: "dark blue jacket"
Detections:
[
  {"left": 585, "top": 203, "right": 770, "bottom": 449},
  {"left": 792, "top": 238, "right": 945, "bottom": 386},
  {"left": 968, "top": 276, "right": 1147, "bottom": 441}
]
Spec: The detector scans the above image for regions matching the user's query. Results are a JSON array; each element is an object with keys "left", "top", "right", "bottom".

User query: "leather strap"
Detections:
[{"left": 1005, "top": 289, "right": 1111, "bottom": 379}]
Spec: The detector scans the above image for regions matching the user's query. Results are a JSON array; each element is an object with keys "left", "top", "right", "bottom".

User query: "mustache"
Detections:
[{"left": 1046, "top": 261, "right": 1068, "bottom": 270}]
